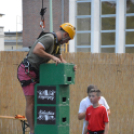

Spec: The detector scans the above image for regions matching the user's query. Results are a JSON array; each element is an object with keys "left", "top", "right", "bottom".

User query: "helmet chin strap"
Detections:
[
  {"left": 59, "top": 32, "right": 70, "bottom": 44},
  {"left": 61, "top": 37, "right": 70, "bottom": 42}
]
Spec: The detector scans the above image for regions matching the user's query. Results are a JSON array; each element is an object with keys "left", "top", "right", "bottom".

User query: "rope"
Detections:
[{"left": 40, "top": 0, "right": 47, "bottom": 30}]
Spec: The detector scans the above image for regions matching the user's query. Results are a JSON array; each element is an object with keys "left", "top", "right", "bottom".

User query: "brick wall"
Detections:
[{"left": 23, "top": 0, "right": 69, "bottom": 47}]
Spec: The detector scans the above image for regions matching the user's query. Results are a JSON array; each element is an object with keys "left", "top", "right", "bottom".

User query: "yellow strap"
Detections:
[
  {"left": 52, "top": 38, "right": 60, "bottom": 54},
  {"left": 55, "top": 46, "right": 60, "bottom": 54}
]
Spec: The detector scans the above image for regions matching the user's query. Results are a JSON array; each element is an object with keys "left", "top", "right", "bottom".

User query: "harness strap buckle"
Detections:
[
  {"left": 20, "top": 79, "right": 34, "bottom": 87},
  {"left": 24, "top": 61, "right": 29, "bottom": 68},
  {"left": 23, "top": 59, "right": 30, "bottom": 74},
  {"left": 31, "top": 79, "right": 35, "bottom": 82}
]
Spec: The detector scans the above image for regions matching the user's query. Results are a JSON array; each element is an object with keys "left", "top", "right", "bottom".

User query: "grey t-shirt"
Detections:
[{"left": 27, "top": 33, "right": 61, "bottom": 70}]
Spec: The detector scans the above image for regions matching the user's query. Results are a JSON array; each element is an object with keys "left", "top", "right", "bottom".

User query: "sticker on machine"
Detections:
[
  {"left": 37, "top": 106, "right": 56, "bottom": 124},
  {"left": 37, "top": 86, "right": 56, "bottom": 104}
]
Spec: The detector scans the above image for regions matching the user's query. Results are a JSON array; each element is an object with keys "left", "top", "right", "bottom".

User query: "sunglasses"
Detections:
[{"left": 90, "top": 89, "right": 101, "bottom": 93}]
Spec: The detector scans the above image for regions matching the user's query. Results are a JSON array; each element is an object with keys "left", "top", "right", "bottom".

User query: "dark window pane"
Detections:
[
  {"left": 77, "top": 48, "right": 90, "bottom": 52},
  {"left": 101, "top": 33, "right": 115, "bottom": 45},
  {"left": 126, "top": 47, "right": 134, "bottom": 53},
  {"left": 101, "top": 48, "right": 115, "bottom": 53},
  {"left": 102, "top": 17, "right": 116, "bottom": 30},
  {"left": 77, "top": 33, "right": 91, "bottom": 46},
  {"left": 102, "top": 1, "right": 116, "bottom": 14},
  {"left": 126, "top": 0, "right": 134, "bottom": 13},
  {"left": 77, "top": 18, "right": 91, "bottom": 31},
  {"left": 126, "top": 32, "right": 134, "bottom": 44},
  {"left": 77, "top": 2, "right": 91, "bottom": 15},
  {"left": 126, "top": 16, "right": 134, "bottom": 29}
]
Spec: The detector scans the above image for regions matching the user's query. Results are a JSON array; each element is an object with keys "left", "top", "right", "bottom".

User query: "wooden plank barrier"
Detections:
[{"left": 0, "top": 52, "right": 134, "bottom": 134}]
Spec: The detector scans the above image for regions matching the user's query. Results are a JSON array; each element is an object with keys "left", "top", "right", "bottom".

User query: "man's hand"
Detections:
[
  {"left": 52, "top": 56, "right": 61, "bottom": 65},
  {"left": 74, "top": 65, "right": 77, "bottom": 71},
  {"left": 58, "top": 55, "right": 67, "bottom": 63},
  {"left": 107, "top": 109, "right": 111, "bottom": 116}
]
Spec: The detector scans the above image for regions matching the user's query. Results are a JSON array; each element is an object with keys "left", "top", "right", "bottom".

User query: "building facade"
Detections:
[
  {"left": 0, "top": 13, "right": 4, "bottom": 51},
  {"left": 23, "top": 0, "right": 69, "bottom": 50},
  {"left": 70, "top": 0, "right": 134, "bottom": 53},
  {"left": 4, "top": 31, "right": 23, "bottom": 50},
  {"left": 23, "top": 0, "right": 134, "bottom": 53}
]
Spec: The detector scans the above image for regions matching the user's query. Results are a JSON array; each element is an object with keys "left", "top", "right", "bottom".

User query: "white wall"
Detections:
[
  {"left": 115, "top": 0, "right": 126, "bottom": 53},
  {"left": 69, "top": 0, "right": 76, "bottom": 52},
  {"left": 91, "top": 0, "right": 100, "bottom": 53}
]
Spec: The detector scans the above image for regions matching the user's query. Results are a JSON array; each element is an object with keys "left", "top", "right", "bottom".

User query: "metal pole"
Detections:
[
  {"left": 62, "top": 0, "right": 67, "bottom": 53},
  {"left": 16, "top": 16, "right": 18, "bottom": 49},
  {"left": 49, "top": 0, "right": 53, "bottom": 32}
]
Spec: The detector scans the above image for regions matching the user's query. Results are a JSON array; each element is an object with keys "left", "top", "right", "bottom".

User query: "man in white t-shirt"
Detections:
[{"left": 78, "top": 85, "right": 110, "bottom": 134}]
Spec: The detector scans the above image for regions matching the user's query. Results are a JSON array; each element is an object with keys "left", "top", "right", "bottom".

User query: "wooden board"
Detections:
[
  {"left": 0, "top": 116, "right": 27, "bottom": 121},
  {"left": 0, "top": 52, "right": 134, "bottom": 134}
]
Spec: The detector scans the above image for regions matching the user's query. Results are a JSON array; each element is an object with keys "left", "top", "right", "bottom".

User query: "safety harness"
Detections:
[
  {"left": 18, "top": 32, "right": 60, "bottom": 87},
  {"left": 18, "top": 1, "right": 61, "bottom": 87},
  {"left": 37, "top": 31, "right": 60, "bottom": 55},
  {"left": 18, "top": 55, "right": 39, "bottom": 87}
]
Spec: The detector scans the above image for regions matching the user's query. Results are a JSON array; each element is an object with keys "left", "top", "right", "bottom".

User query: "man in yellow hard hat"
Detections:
[{"left": 17, "top": 22, "right": 77, "bottom": 134}]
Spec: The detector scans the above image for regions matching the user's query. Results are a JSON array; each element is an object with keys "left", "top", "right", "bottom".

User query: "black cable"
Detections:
[{"left": 40, "top": 0, "right": 46, "bottom": 21}]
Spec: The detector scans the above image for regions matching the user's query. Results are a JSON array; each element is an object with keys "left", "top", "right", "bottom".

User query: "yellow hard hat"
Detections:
[{"left": 60, "top": 23, "right": 76, "bottom": 39}]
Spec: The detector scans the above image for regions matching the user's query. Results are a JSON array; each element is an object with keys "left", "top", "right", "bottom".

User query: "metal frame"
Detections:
[
  {"left": 101, "top": 14, "right": 116, "bottom": 18},
  {"left": 126, "top": 13, "right": 134, "bottom": 17},
  {"left": 76, "top": 15, "right": 91, "bottom": 18},
  {"left": 74, "top": 0, "right": 133, "bottom": 53},
  {"left": 101, "top": 45, "right": 115, "bottom": 48},
  {"left": 125, "top": 44, "right": 134, "bottom": 47},
  {"left": 76, "top": 31, "right": 91, "bottom": 34},
  {"left": 101, "top": 30, "right": 115, "bottom": 33},
  {"left": 125, "top": 1, "right": 134, "bottom": 53},
  {"left": 77, "top": 45, "right": 91, "bottom": 48},
  {"left": 75, "top": 0, "right": 78, "bottom": 52},
  {"left": 77, "top": 0, "right": 92, "bottom": 3},
  {"left": 100, "top": 0, "right": 117, "bottom": 53},
  {"left": 75, "top": 0, "right": 92, "bottom": 52},
  {"left": 69, "top": 0, "right": 76, "bottom": 52},
  {"left": 75, "top": 0, "right": 117, "bottom": 53},
  {"left": 21, "top": 120, "right": 29, "bottom": 134},
  {"left": 125, "top": 29, "right": 134, "bottom": 32},
  {"left": 101, "top": 0, "right": 117, "bottom": 1}
]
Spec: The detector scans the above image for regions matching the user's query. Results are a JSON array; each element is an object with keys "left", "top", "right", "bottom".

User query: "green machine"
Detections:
[{"left": 34, "top": 63, "right": 75, "bottom": 134}]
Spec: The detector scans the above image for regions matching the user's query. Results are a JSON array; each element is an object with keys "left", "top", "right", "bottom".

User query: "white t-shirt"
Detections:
[{"left": 78, "top": 96, "right": 110, "bottom": 134}]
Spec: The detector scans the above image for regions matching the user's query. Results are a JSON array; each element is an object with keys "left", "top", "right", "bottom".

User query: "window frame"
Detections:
[
  {"left": 75, "top": 0, "right": 92, "bottom": 52},
  {"left": 125, "top": 9, "right": 134, "bottom": 52},
  {"left": 100, "top": 0, "right": 117, "bottom": 53}
]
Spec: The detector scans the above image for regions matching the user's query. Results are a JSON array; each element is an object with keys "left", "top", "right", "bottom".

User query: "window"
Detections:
[
  {"left": 125, "top": 0, "right": 134, "bottom": 53},
  {"left": 76, "top": 0, "right": 91, "bottom": 52},
  {"left": 100, "top": 0, "right": 116, "bottom": 53}
]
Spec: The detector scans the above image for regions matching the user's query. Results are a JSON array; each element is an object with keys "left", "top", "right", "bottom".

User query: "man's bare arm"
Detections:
[
  {"left": 83, "top": 121, "right": 88, "bottom": 134},
  {"left": 33, "top": 43, "right": 61, "bottom": 64},
  {"left": 78, "top": 113, "right": 85, "bottom": 120},
  {"left": 58, "top": 54, "right": 77, "bottom": 71},
  {"left": 104, "top": 122, "right": 109, "bottom": 134},
  {"left": 107, "top": 109, "right": 111, "bottom": 116}
]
